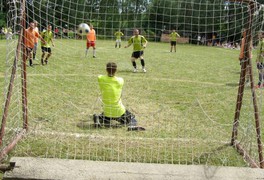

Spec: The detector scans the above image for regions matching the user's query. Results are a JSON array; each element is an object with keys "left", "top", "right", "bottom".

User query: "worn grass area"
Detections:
[{"left": 0, "top": 38, "right": 262, "bottom": 167}]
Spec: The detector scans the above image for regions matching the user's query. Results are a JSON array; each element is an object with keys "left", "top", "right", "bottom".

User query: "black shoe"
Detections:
[
  {"left": 127, "top": 126, "right": 145, "bottom": 131},
  {"left": 93, "top": 114, "right": 101, "bottom": 128},
  {"left": 29, "top": 59, "right": 33, "bottom": 66}
]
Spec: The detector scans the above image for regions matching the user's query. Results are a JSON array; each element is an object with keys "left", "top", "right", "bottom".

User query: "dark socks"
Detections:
[
  {"left": 132, "top": 61, "right": 136, "bottom": 69},
  {"left": 140, "top": 59, "right": 145, "bottom": 67}
]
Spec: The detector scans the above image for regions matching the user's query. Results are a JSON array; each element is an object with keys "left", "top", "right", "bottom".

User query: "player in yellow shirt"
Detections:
[
  {"left": 40, "top": 25, "right": 55, "bottom": 65},
  {"left": 93, "top": 62, "right": 145, "bottom": 131},
  {"left": 125, "top": 29, "right": 148, "bottom": 73},
  {"left": 169, "top": 29, "right": 180, "bottom": 52},
  {"left": 85, "top": 24, "right": 96, "bottom": 58},
  {"left": 114, "top": 29, "right": 124, "bottom": 48}
]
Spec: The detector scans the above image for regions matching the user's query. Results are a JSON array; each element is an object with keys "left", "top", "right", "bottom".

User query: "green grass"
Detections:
[{"left": 0, "top": 38, "right": 262, "bottom": 167}]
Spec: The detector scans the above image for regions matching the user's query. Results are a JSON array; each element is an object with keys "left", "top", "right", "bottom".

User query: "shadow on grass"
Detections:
[
  {"left": 192, "top": 143, "right": 232, "bottom": 165},
  {"left": 76, "top": 120, "right": 123, "bottom": 130}
]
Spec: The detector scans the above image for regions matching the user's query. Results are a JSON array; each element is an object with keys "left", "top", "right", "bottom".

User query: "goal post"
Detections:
[{"left": 230, "top": 0, "right": 264, "bottom": 168}]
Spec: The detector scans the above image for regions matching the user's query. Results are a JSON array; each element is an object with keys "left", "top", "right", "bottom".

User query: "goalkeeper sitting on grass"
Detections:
[{"left": 93, "top": 62, "right": 145, "bottom": 131}]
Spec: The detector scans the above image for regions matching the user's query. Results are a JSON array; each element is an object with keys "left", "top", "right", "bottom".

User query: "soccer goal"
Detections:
[{"left": 0, "top": 0, "right": 264, "bottom": 169}]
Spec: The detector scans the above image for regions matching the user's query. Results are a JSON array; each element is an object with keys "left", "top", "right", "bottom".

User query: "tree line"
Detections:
[{"left": 1, "top": 0, "right": 264, "bottom": 43}]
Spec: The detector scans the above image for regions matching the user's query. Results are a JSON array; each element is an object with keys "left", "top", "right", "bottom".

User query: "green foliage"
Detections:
[
  {"left": 2, "top": 0, "right": 263, "bottom": 43},
  {"left": 0, "top": 12, "right": 6, "bottom": 27}
]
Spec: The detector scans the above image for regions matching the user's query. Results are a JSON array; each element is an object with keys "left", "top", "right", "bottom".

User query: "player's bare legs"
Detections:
[{"left": 93, "top": 46, "right": 96, "bottom": 58}]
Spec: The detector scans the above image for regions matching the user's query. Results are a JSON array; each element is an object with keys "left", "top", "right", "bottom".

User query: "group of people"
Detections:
[
  {"left": 23, "top": 22, "right": 264, "bottom": 130},
  {"left": 88, "top": 28, "right": 147, "bottom": 130},
  {"left": 85, "top": 27, "right": 149, "bottom": 73},
  {"left": 1, "top": 27, "right": 13, "bottom": 40},
  {"left": 24, "top": 21, "right": 54, "bottom": 66}
]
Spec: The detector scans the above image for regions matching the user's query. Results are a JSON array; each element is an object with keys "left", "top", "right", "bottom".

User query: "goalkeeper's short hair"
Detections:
[{"left": 106, "top": 62, "right": 117, "bottom": 76}]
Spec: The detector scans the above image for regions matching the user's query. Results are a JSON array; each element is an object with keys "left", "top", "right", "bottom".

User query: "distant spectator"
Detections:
[{"left": 54, "top": 27, "right": 59, "bottom": 38}]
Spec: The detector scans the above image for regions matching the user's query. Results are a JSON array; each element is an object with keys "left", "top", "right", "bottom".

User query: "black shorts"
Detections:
[
  {"left": 132, "top": 51, "right": 144, "bottom": 59},
  {"left": 41, "top": 47, "right": 52, "bottom": 53},
  {"left": 257, "top": 62, "right": 264, "bottom": 70},
  {"left": 171, "top": 41, "right": 176, "bottom": 46},
  {"left": 98, "top": 110, "right": 137, "bottom": 126}
]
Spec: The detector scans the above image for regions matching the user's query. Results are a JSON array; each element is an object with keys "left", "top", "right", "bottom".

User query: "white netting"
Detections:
[{"left": 1, "top": 0, "right": 264, "bottom": 167}]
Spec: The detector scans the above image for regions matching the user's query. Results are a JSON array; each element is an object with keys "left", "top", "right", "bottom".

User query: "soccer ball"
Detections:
[{"left": 77, "top": 23, "right": 90, "bottom": 36}]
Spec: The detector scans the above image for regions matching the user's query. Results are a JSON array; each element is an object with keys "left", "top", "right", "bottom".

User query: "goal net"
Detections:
[{"left": 1, "top": 0, "right": 264, "bottom": 168}]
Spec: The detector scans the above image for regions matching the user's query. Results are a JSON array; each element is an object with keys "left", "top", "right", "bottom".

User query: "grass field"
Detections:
[{"left": 0, "top": 38, "right": 263, "bottom": 167}]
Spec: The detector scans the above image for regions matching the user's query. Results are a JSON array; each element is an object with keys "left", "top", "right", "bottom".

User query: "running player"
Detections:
[
  {"left": 40, "top": 25, "right": 55, "bottom": 65},
  {"left": 124, "top": 29, "right": 148, "bottom": 73},
  {"left": 85, "top": 24, "right": 96, "bottom": 58}
]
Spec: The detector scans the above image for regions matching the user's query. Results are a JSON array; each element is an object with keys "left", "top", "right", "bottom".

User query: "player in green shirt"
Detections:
[
  {"left": 125, "top": 29, "right": 148, "bottom": 73},
  {"left": 114, "top": 29, "right": 124, "bottom": 48},
  {"left": 40, "top": 25, "right": 54, "bottom": 65},
  {"left": 256, "top": 32, "right": 264, "bottom": 88},
  {"left": 169, "top": 29, "right": 180, "bottom": 52},
  {"left": 93, "top": 62, "right": 145, "bottom": 131}
]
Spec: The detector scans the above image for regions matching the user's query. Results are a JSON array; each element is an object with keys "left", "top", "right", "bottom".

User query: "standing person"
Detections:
[
  {"left": 169, "top": 29, "right": 180, "bottom": 52},
  {"left": 2, "top": 27, "right": 12, "bottom": 40},
  {"left": 85, "top": 24, "right": 96, "bottom": 58},
  {"left": 197, "top": 34, "right": 201, "bottom": 45},
  {"left": 124, "top": 29, "right": 148, "bottom": 73},
  {"left": 40, "top": 25, "right": 54, "bottom": 65},
  {"left": 24, "top": 22, "right": 45, "bottom": 66},
  {"left": 33, "top": 20, "right": 39, "bottom": 60},
  {"left": 114, "top": 29, "right": 124, "bottom": 48},
  {"left": 93, "top": 62, "right": 145, "bottom": 131},
  {"left": 212, "top": 33, "right": 216, "bottom": 46},
  {"left": 63, "top": 25, "right": 68, "bottom": 38},
  {"left": 256, "top": 32, "right": 264, "bottom": 88},
  {"left": 239, "top": 29, "right": 252, "bottom": 87},
  {"left": 54, "top": 27, "right": 59, "bottom": 38}
]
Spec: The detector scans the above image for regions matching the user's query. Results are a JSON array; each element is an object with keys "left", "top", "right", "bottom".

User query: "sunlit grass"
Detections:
[{"left": 0, "top": 39, "right": 261, "bottom": 167}]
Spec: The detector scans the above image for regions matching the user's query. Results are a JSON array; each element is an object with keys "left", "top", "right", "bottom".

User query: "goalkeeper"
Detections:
[{"left": 93, "top": 62, "right": 145, "bottom": 131}]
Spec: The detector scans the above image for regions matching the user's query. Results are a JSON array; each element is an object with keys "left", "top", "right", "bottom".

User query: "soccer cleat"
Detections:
[
  {"left": 255, "top": 83, "right": 263, "bottom": 89},
  {"left": 142, "top": 68, "right": 147, "bottom": 73},
  {"left": 93, "top": 114, "right": 101, "bottom": 128},
  {"left": 29, "top": 59, "right": 33, "bottom": 66},
  {"left": 133, "top": 68, "right": 138, "bottom": 73},
  {"left": 127, "top": 126, "right": 146, "bottom": 131},
  {"left": 93, "top": 55, "right": 96, "bottom": 58}
]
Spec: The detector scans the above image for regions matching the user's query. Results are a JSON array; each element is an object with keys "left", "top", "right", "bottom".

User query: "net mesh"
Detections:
[{"left": 1, "top": 0, "right": 264, "bottom": 167}]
